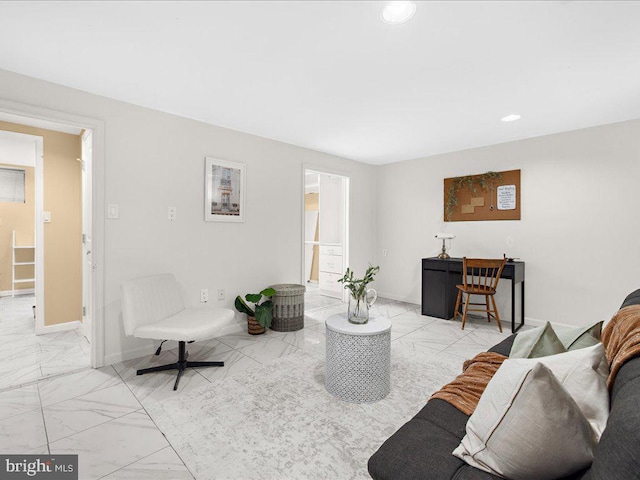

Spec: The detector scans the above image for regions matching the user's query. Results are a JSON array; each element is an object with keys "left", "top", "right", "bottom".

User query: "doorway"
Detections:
[
  {"left": 302, "top": 168, "right": 349, "bottom": 310},
  {"left": 0, "top": 106, "right": 102, "bottom": 388}
]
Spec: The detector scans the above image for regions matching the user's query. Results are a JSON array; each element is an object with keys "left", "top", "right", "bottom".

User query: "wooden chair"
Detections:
[{"left": 453, "top": 257, "right": 507, "bottom": 332}]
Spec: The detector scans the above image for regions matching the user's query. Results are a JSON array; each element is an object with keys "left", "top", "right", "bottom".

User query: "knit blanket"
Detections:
[
  {"left": 602, "top": 304, "right": 640, "bottom": 389},
  {"left": 430, "top": 351, "right": 507, "bottom": 416}
]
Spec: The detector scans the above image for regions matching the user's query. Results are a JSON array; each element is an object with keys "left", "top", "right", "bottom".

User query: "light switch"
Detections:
[
  {"left": 43, "top": 211, "right": 51, "bottom": 223},
  {"left": 107, "top": 204, "right": 119, "bottom": 219}
]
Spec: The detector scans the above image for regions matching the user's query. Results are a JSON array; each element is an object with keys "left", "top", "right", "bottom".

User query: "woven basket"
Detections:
[
  {"left": 247, "top": 315, "right": 266, "bottom": 335},
  {"left": 270, "top": 283, "right": 306, "bottom": 332}
]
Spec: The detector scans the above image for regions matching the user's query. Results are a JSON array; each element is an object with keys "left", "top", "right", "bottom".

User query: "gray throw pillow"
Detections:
[{"left": 510, "top": 321, "right": 566, "bottom": 358}]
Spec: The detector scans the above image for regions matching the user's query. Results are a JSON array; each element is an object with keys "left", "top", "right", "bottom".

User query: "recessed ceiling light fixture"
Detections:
[
  {"left": 381, "top": 1, "right": 417, "bottom": 24},
  {"left": 501, "top": 114, "right": 522, "bottom": 122}
]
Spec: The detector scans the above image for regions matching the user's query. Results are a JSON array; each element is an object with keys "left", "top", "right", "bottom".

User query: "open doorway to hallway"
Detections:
[
  {"left": 303, "top": 168, "right": 349, "bottom": 311},
  {"left": 0, "top": 118, "right": 92, "bottom": 390}
]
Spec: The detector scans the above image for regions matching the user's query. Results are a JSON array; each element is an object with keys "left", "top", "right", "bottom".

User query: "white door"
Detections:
[{"left": 81, "top": 130, "right": 93, "bottom": 340}]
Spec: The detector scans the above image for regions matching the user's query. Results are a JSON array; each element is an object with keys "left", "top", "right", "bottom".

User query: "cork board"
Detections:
[{"left": 444, "top": 169, "right": 521, "bottom": 222}]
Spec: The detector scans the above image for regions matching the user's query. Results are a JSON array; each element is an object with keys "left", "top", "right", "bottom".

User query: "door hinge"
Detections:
[
  {"left": 82, "top": 306, "right": 86, "bottom": 317},
  {"left": 82, "top": 233, "right": 86, "bottom": 244}
]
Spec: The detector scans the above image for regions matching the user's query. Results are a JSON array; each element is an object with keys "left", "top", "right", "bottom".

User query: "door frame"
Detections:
[
  {"left": 301, "top": 165, "right": 350, "bottom": 301},
  {"left": 0, "top": 98, "right": 106, "bottom": 368}
]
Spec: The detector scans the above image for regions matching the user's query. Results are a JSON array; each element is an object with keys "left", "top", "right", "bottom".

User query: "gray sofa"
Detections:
[{"left": 368, "top": 289, "right": 640, "bottom": 480}]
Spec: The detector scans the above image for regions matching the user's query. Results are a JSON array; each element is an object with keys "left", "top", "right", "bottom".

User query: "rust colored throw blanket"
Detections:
[
  {"left": 602, "top": 304, "right": 640, "bottom": 389},
  {"left": 430, "top": 352, "right": 507, "bottom": 416}
]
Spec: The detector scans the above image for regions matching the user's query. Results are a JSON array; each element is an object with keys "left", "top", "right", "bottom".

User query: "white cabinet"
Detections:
[
  {"left": 12, "top": 230, "right": 35, "bottom": 297},
  {"left": 319, "top": 244, "right": 343, "bottom": 298},
  {"left": 319, "top": 271, "right": 343, "bottom": 296}
]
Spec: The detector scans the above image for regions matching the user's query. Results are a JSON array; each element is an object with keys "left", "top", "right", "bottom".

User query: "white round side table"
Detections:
[{"left": 325, "top": 313, "right": 392, "bottom": 403}]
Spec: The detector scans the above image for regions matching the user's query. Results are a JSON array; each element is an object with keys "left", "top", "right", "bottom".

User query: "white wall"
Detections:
[
  {"left": 0, "top": 68, "right": 377, "bottom": 363},
  {"left": 376, "top": 119, "right": 640, "bottom": 327}
]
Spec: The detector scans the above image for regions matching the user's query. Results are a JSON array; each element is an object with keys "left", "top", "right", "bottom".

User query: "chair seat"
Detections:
[
  {"left": 134, "top": 307, "right": 235, "bottom": 342},
  {"left": 456, "top": 284, "right": 496, "bottom": 295}
]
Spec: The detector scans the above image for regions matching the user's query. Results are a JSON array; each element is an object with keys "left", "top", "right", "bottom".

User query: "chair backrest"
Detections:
[
  {"left": 462, "top": 258, "right": 507, "bottom": 291},
  {"left": 120, "top": 273, "right": 185, "bottom": 336}
]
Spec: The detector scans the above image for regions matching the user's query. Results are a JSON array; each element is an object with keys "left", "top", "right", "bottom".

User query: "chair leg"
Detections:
[
  {"left": 174, "top": 367, "right": 184, "bottom": 391},
  {"left": 490, "top": 295, "right": 503, "bottom": 333},
  {"left": 485, "top": 295, "right": 491, "bottom": 323},
  {"left": 136, "top": 341, "right": 225, "bottom": 391},
  {"left": 453, "top": 290, "right": 462, "bottom": 321},
  {"left": 461, "top": 293, "right": 471, "bottom": 330},
  {"left": 137, "top": 363, "right": 178, "bottom": 375}
]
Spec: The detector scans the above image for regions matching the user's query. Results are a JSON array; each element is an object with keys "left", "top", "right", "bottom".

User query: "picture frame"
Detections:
[{"left": 204, "top": 157, "right": 246, "bottom": 222}]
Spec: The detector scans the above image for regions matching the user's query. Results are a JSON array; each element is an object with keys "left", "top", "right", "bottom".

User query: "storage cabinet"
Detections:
[
  {"left": 421, "top": 259, "right": 460, "bottom": 319},
  {"left": 319, "top": 245, "right": 343, "bottom": 298},
  {"left": 12, "top": 230, "right": 35, "bottom": 297}
]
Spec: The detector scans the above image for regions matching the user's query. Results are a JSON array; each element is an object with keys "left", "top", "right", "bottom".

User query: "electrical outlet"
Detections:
[
  {"left": 382, "top": 249, "right": 388, "bottom": 257},
  {"left": 200, "top": 289, "right": 208, "bottom": 303},
  {"left": 168, "top": 206, "right": 177, "bottom": 221},
  {"left": 107, "top": 204, "right": 119, "bottom": 219},
  {"left": 218, "top": 289, "right": 225, "bottom": 301}
]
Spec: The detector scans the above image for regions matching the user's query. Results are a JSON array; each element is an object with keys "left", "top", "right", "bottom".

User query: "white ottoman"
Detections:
[{"left": 325, "top": 313, "right": 392, "bottom": 403}]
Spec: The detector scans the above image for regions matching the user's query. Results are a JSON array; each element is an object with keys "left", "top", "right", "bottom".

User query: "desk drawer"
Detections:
[{"left": 424, "top": 258, "right": 448, "bottom": 272}]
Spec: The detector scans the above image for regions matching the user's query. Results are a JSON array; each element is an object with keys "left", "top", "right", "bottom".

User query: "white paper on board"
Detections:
[{"left": 497, "top": 185, "right": 516, "bottom": 210}]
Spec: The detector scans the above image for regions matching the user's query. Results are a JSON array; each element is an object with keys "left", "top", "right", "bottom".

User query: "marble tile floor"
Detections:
[
  {"left": 0, "top": 294, "right": 91, "bottom": 391},
  {"left": 304, "top": 282, "right": 343, "bottom": 311},
  {"left": 0, "top": 296, "right": 519, "bottom": 479}
]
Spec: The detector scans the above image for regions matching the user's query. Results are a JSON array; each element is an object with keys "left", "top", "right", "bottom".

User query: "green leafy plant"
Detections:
[
  {"left": 234, "top": 287, "right": 276, "bottom": 328},
  {"left": 445, "top": 171, "right": 503, "bottom": 221},
  {"left": 338, "top": 265, "right": 380, "bottom": 300},
  {"left": 338, "top": 265, "right": 380, "bottom": 322}
]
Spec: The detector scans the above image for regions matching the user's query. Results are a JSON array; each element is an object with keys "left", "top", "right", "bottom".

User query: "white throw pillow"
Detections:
[
  {"left": 453, "top": 362, "right": 596, "bottom": 480},
  {"left": 509, "top": 343, "right": 609, "bottom": 439}
]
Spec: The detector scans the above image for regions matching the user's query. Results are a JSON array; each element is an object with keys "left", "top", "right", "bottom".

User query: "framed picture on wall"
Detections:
[{"left": 204, "top": 157, "right": 246, "bottom": 222}]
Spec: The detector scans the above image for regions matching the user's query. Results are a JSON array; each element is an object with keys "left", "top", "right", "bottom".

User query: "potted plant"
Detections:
[
  {"left": 234, "top": 287, "right": 276, "bottom": 335},
  {"left": 338, "top": 265, "right": 380, "bottom": 324}
]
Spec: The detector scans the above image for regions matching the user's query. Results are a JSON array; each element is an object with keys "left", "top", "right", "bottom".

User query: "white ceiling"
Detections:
[{"left": 0, "top": 1, "right": 639, "bottom": 165}]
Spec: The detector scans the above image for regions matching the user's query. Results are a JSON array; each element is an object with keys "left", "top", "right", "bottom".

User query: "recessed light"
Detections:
[
  {"left": 381, "top": 1, "right": 417, "bottom": 24},
  {"left": 501, "top": 114, "right": 522, "bottom": 122}
]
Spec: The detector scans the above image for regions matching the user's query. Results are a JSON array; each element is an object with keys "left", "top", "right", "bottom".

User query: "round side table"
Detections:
[{"left": 325, "top": 313, "right": 392, "bottom": 403}]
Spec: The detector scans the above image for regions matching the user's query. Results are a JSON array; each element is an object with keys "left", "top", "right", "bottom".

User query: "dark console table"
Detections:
[{"left": 421, "top": 257, "right": 525, "bottom": 333}]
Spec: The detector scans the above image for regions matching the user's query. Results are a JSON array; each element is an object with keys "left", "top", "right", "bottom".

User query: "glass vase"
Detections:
[{"left": 348, "top": 288, "right": 378, "bottom": 324}]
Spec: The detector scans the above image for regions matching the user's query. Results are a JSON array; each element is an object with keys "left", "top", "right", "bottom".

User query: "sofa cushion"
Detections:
[
  {"left": 488, "top": 334, "right": 516, "bottom": 356},
  {"left": 589, "top": 356, "right": 640, "bottom": 480},
  {"left": 454, "top": 362, "right": 596, "bottom": 480},
  {"left": 620, "top": 288, "right": 640, "bottom": 309},
  {"left": 367, "top": 399, "right": 501, "bottom": 480}
]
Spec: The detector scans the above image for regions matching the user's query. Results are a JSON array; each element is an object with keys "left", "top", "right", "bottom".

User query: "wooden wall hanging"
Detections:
[{"left": 444, "top": 169, "right": 521, "bottom": 222}]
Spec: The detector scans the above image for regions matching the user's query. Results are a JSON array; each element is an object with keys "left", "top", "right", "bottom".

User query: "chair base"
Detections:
[
  {"left": 136, "top": 340, "right": 224, "bottom": 390},
  {"left": 454, "top": 290, "right": 503, "bottom": 333}
]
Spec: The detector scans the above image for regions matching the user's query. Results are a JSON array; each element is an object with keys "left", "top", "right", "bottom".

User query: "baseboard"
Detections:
[
  {"left": 524, "top": 317, "right": 574, "bottom": 330},
  {"left": 377, "top": 291, "right": 420, "bottom": 305},
  {"left": 103, "top": 321, "right": 245, "bottom": 366},
  {"left": 35, "top": 320, "right": 81, "bottom": 335},
  {"left": 0, "top": 288, "right": 35, "bottom": 297},
  {"left": 104, "top": 342, "right": 160, "bottom": 366}
]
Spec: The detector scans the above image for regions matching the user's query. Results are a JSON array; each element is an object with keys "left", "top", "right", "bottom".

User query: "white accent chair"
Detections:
[{"left": 121, "top": 273, "right": 236, "bottom": 390}]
